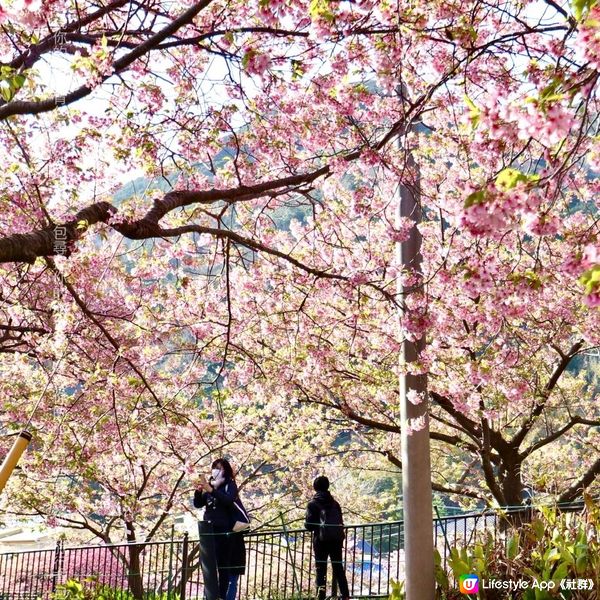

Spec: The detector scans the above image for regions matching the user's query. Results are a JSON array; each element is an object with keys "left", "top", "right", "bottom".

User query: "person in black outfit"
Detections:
[
  {"left": 305, "top": 476, "right": 350, "bottom": 600},
  {"left": 194, "top": 458, "right": 246, "bottom": 600}
]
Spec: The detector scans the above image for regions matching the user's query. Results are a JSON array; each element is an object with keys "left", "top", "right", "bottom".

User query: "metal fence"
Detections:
[
  {"left": 0, "top": 512, "right": 501, "bottom": 600},
  {"left": 242, "top": 520, "right": 405, "bottom": 600}
]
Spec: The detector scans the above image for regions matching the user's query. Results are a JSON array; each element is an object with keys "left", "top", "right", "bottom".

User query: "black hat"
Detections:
[{"left": 313, "top": 475, "right": 330, "bottom": 491}]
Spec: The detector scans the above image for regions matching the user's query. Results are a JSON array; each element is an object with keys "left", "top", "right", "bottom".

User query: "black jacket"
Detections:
[
  {"left": 305, "top": 490, "right": 344, "bottom": 534},
  {"left": 194, "top": 478, "right": 239, "bottom": 530}
]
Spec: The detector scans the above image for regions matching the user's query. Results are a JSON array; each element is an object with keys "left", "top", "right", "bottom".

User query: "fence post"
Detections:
[
  {"left": 167, "top": 526, "right": 175, "bottom": 597},
  {"left": 180, "top": 533, "right": 189, "bottom": 600},
  {"left": 434, "top": 506, "right": 452, "bottom": 558},
  {"left": 279, "top": 512, "right": 300, "bottom": 594},
  {"left": 51, "top": 540, "right": 62, "bottom": 593}
]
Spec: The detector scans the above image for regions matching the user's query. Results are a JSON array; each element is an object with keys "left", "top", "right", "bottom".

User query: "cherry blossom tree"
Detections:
[
  {"left": 1, "top": 0, "right": 600, "bottom": 565},
  {"left": 225, "top": 222, "right": 600, "bottom": 509}
]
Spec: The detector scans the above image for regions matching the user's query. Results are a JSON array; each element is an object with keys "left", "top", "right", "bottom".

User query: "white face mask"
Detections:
[{"left": 211, "top": 468, "right": 222, "bottom": 480}]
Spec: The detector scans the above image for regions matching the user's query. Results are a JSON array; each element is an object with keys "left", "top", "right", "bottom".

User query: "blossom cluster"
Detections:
[
  {"left": 0, "top": 0, "right": 45, "bottom": 27},
  {"left": 575, "top": 8, "right": 600, "bottom": 71}
]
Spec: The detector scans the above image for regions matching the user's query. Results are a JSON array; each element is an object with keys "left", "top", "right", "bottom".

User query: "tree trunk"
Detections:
[
  {"left": 498, "top": 455, "right": 530, "bottom": 528},
  {"left": 125, "top": 521, "right": 145, "bottom": 600}
]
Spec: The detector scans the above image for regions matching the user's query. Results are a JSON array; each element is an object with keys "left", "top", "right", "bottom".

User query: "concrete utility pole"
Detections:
[{"left": 396, "top": 104, "right": 435, "bottom": 600}]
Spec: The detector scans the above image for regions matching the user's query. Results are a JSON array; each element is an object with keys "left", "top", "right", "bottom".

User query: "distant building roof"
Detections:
[{"left": 0, "top": 527, "right": 56, "bottom": 551}]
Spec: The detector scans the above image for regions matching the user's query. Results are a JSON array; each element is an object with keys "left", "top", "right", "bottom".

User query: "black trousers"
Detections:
[
  {"left": 214, "top": 527, "right": 233, "bottom": 600},
  {"left": 313, "top": 539, "right": 350, "bottom": 600}
]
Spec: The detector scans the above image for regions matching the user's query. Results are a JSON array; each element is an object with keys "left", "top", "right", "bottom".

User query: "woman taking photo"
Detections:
[{"left": 194, "top": 458, "right": 247, "bottom": 600}]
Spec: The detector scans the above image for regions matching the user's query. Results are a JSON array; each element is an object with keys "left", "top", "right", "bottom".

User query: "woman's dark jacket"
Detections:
[
  {"left": 194, "top": 477, "right": 239, "bottom": 529},
  {"left": 194, "top": 478, "right": 246, "bottom": 575}
]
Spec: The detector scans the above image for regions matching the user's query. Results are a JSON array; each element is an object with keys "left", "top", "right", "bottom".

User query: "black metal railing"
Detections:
[
  {"left": 0, "top": 512, "right": 502, "bottom": 600},
  {"left": 241, "top": 520, "right": 405, "bottom": 600},
  {"left": 0, "top": 536, "right": 200, "bottom": 600}
]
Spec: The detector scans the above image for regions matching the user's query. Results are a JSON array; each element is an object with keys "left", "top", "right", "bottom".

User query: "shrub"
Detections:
[
  {"left": 52, "top": 578, "right": 181, "bottom": 600},
  {"left": 434, "top": 495, "right": 600, "bottom": 599}
]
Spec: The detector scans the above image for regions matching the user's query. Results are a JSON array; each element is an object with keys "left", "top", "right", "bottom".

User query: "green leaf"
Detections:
[
  {"left": 544, "top": 547, "right": 560, "bottom": 562},
  {"left": 0, "top": 83, "right": 12, "bottom": 102},
  {"left": 495, "top": 167, "right": 534, "bottom": 190},
  {"left": 464, "top": 94, "right": 480, "bottom": 128},
  {"left": 532, "top": 518, "right": 545, "bottom": 541},
  {"left": 242, "top": 49, "right": 255, "bottom": 69},
  {"left": 575, "top": 552, "right": 588, "bottom": 573},
  {"left": 464, "top": 189, "right": 487, "bottom": 208},
  {"left": 523, "top": 567, "right": 541, "bottom": 579},
  {"left": 507, "top": 532, "right": 520, "bottom": 559},
  {"left": 448, "top": 549, "right": 471, "bottom": 578},
  {"left": 559, "top": 543, "right": 575, "bottom": 565},
  {"left": 12, "top": 74, "right": 26, "bottom": 91},
  {"left": 291, "top": 59, "right": 304, "bottom": 81},
  {"left": 534, "top": 588, "right": 553, "bottom": 600},
  {"left": 539, "top": 78, "right": 563, "bottom": 102},
  {"left": 572, "top": 0, "right": 598, "bottom": 21},
  {"left": 552, "top": 561, "right": 569, "bottom": 582},
  {"left": 309, "top": 0, "right": 335, "bottom": 21},
  {"left": 579, "top": 264, "right": 600, "bottom": 294},
  {"left": 433, "top": 550, "right": 449, "bottom": 588}
]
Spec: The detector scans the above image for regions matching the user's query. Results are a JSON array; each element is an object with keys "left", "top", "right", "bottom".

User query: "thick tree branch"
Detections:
[
  {"left": 3, "top": 0, "right": 131, "bottom": 71},
  {"left": 158, "top": 26, "right": 310, "bottom": 49},
  {"left": 0, "top": 0, "right": 214, "bottom": 120},
  {"left": 558, "top": 456, "right": 600, "bottom": 504},
  {"left": 0, "top": 166, "right": 335, "bottom": 265},
  {"left": 511, "top": 339, "right": 585, "bottom": 448},
  {"left": 521, "top": 416, "right": 600, "bottom": 459},
  {"left": 383, "top": 450, "right": 402, "bottom": 469},
  {"left": 144, "top": 168, "right": 330, "bottom": 222},
  {"left": 430, "top": 391, "right": 481, "bottom": 442},
  {"left": 338, "top": 404, "right": 400, "bottom": 433},
  {"left": 0, "top": 201, "right": 115, "bottom": 263},
  {"left": 0, "top": 156, "right": 403, "bottom": 304},
  {"left": 542, "top": 0, "right": 577, "bottom": 26},
  {"left": 0, "top": 323, "right": 49, "bottom": 334},
  {"left": 431, "top": 483, "right": 485, "bottom": 500},
  {"left": 480, "top": 425, "right": 507, "bottom": 505},
  {"left": 430, "top": 431, "right": 479, "bottom": 454}
]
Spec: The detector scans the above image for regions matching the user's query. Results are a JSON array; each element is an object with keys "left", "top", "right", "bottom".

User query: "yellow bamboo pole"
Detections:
[{"left": 0, "top": 431, "right": 32, "bottom": 494}]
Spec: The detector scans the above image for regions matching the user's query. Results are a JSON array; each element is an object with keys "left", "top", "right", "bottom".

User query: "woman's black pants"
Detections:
[{"left": 214, "top": 528, "right": 234, "bottom": 599}]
